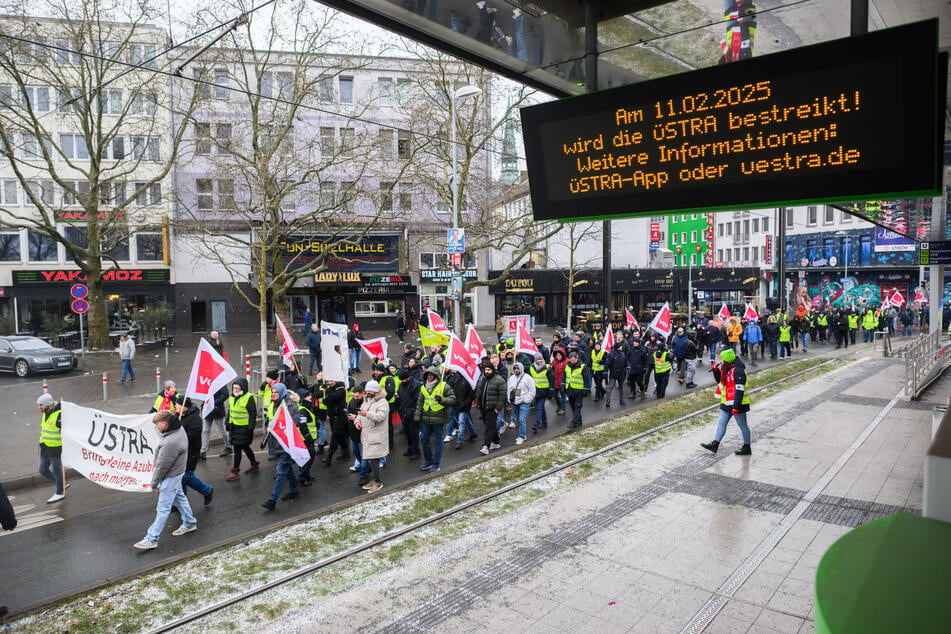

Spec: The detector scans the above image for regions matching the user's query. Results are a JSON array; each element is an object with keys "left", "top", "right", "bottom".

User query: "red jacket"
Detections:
[{"left": 550, "top": 351, "right": 567, "bottom": 389}]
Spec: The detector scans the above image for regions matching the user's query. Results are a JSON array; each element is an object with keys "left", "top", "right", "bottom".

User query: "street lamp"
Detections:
[
  {"left": 835, "top": 230, "right": 850, "bottom": 281},
  {"left": 450, "top": 85, "right": 481, "bottom": 336}
]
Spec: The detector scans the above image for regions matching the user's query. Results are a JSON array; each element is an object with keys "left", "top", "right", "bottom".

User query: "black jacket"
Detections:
[
  {"left": 627, "top": 345, "right": 649, "bottom": 373},
  {"left": 450, "top": 373, "right": 475, "bottom": 413},
  {"left": 205, "top": 386, "right": 228, "bottom": 421},
  {"left": 227, "top": 379, "right": 257, "bottom": 446},
  {"left": 605, "top": 347, "right": 628, "bottom": 376},
  {"left": 180, "top": 406, "right": 204, "bottom": 471},
  {"left": 0, "top": 482, "right": 16, "bottom": 531},
  {"left": 398, "top": 368, "right": 422, "bottom": 421}
]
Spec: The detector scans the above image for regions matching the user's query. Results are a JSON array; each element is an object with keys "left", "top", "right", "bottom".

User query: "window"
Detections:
[
  {"left": 785, "top": 208, "right": 794, "bottom": 229},
  {"left": 680, "top": 232, "right": 686, "bottom": 244},
  {"left": 136, "top": 232, "right": 163, "bottom": 261},
  {"left": 397, "top": 129, "right": 411, "bottom": 159},
  {"left": 54, "top": 39, "right": 81, "bottom": 65},
  {"left": 318, "top": 77, "right": 334, "bottom": 102},
  {"left": 380, "top": 181, "right": 393, "bottom": 211},
  {"left": 1, "top": 179, "right": 17, "bottom": 205},
  {"left": 23, "top": 86, "right": 51, "bottom": 112},
  {"left": 102, "top": 89, "right": 123, "bottom": 114},
  {"left": 129, "top": 90, "right": 157, "bottom": 115},
  {"left": 218, "top": 179, "right": 234, "bottom": 209},
  {"left": 340, "top": 127, "right": 354, "bottom": 156},
  {"left": 671, "top": 233, "right": 678, "bottom": 245},
  {"left": 733, "top": 221, "right": 740, "bottom": 236},
  {"left": 397, "top": 78, "right": 413, "bottom": 105},
  {"left": 743, "top": 219, "right": 749, "bottom": 236},
  {"left": 216, "top": 123, "right": 231, "bottom": 154},
  {"left": 129, "top": 43, "right": 156, "bottom": 68},
  {"left": 57, "top": 86, "right": 82, "bottom": 110},
  {"left": 681, "top": 214, "right": 687, "bottom": 221},
  {"left": 717, "top": 249, "right": 723, "bottom": 262},
  {"left": 0, "top": 84, "right": 13, "bottom": 106},
  {"left": 319, "top": 181, "right": 335, "bottom": 208},
  {"left": 823, "top": 237, "right": 835, "bottom": 260},
  {"left": 134, "top": 182, "right": 162, "bottom": 206},
  {"left": 840, "top": 210, "right": 852, "bottom": 223},
  {"left": 671, "top": 216, "right": 677, "bottom": 225},
  {"left": 320, "top": 127, "right": 335, "bottom": 155},
  {"left": 718, "top": 224, "right": 724, "bottom": 237},
  {"left": 195, "top": 123, "right": 211, "bottom": 154},
  {"left": 278, "top": 180, "right": 296, "bottom": 211},
  {"left": 726, "top": 223, "right": 732, "bottom": 236},
  {"left": 733, "top": 248, "right": 740, "bottom": 260},
  {"left": 64, "top": 225, "right": 88, "bottom": 249},
  {"left": 60, "top": 134, "right": 89, "bottom": 160},
  {"left": 99, "top": 181, "right": 125, "bottom": 206},
  {"left": 743, "top": 247, "right": 749, "bottom": 260},
  {"left": 752, "top": 246, "right": 758, "bottom": 262},
  {"left": 104, "top": 136, "right": 125, "bottom": 160},
  {"left": 340, "top": 181, "right": 355, "bottom": 212},
  {"left": 690, "top": 254, "right": 697, "bottom": 265},
  {"left": 214, "top": 68, "right": 229, "bottom": 100},
  {"left": 690, "top": 230, "right": 697, "bottom": 242},
  {"left": 377, "top": 78, "right": 393, "bottom": 106},
  {"left": 823, "top": 205, "right": 834, "bottom": 224},
  {"left": 398, "top": 182, "right": 413, "bottom": 211},
  {"left": 105, "top": 226, "right": 130, "bottom": 261},
  {"left": 27, "top": 229, "right": 57, "bottom": 261},
  {"left": 752, "top": 218, "right": 759, "bottom": 233},
  {"left": 62, "top": 181, "right": 90, "bottom": 206},
  {"left": 379, "top": 129, "right": 394, "bottom": 159},
  {"left": 354, "top": 300, "right": 398, "bottom": 318},
  {"left": 339, "top": 76, "right": 353, "bottom": 104},
  {"left": 0, "top": 232, "right": 21, "bottom": 261},
  {"left": 25, "top": 180, "right": 55, "bottom": 205},
  {"left": 197, "top": 179, "right": 213, "bottom": 210},
  {"left": 807, "top": 206, "right": 817, "bottom": 226},
  {"left": 132, "top": 136, "right": 160, "bottom": 161},
  {"left": 762, "top": 217, "right": 769, "bottom": 232},
  {"left": 274, "top": 72, "right": 293, "bottom": 100}
]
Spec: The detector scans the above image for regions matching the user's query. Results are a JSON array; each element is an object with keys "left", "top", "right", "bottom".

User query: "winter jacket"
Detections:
[
  {"left": 627, "top": 344, "right": 649, "bottom": 373},
  {"left": 605, "top": 347, "right": 628, "bottom": 377},
  {"left": 414, "top": 379, "right": 456, "bottom": 427},
  {"left": 506, "top": 368, "right": 536, "bottom": 405},
  {"left": 150, "top": 416, "right": 188, "bottom": 489},
  {"left": 398, "top": 367, "right": 422, "bottom": 421},
  {"left": 180, "top": 405, "right": 204, "bottom": 471},
  {"left": 205, "top": 386, "right": 228, "bottom": 421},
  {"left": 119, "top": 337, "right": 135, "bottom": 360},
  {"left": 671, "top": 333, "right": 688, "bottom": 358},
  {"left": 305, "top": 330, "right": 321, "bottom": 352},
  {"left": 475, "top": 372, "right": 506, "bottom": 412},
  {"left": 743, "top": 323, "right": 763, "bottom": 345},
  {"left": 764, "top": 322, "right": 780, "bottom": 342},
  {"left": 226, "top": 379, "right": 257, "bottom": 446},
  {"left": 357, "top": 395, "right": 391, "bottom": 459},
  {"left": 451, "top": 374, "right": 475, "bottom": 413},
  {"left": 682, "top": 339, "right": 698, "bottom": 360},
  {"left": 550, "top": 350, "right": 568, "bottom": 390},
  {"left": 0, "top": 483, "right": 17, "bottom": 531},
  {"left": 705, "top": 324, "right": 721, "bottom": 345}
]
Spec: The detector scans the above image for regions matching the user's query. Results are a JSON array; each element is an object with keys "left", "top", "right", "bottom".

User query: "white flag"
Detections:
[
  {"left": 275, "top": 314, "right": 299, "bottom": 366},
  {"left": 185, "top": 338, "right": 238, "bottom": 418},
  {"left": 269, "top": 402, "right": 311, "bottom": 467},
  {"left": 320, "top": 321, "right": 349, "bottom": 382}
]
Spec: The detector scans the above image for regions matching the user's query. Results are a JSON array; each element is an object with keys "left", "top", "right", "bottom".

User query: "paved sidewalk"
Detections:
[{"left": 266, "top": 349, "right": 940, "bottom": 633}]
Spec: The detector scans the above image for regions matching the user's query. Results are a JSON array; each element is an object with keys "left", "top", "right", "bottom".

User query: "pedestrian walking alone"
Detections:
[
  {"left": 118, "top": 332, "right": 136, "bottom": 384},
  {"left": 701, "top": 348, "right": 752, "bottom": 455},
  {"left": 36, "top": 394, "right": 68, "bottom": 503}
]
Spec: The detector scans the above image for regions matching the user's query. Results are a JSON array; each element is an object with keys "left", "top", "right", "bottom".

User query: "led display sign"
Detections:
[{"left": 520, "top": 20, "right": 941, "bottom": 222}]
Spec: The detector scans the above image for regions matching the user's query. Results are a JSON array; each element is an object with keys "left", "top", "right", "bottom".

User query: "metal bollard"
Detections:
[
  {"left": 240, "top": 346, "right": 244, "bottom": 365},
  {"left": 156, "top": 367, "right": 161, "bottom": 394},
  {"left": 43, "top": 378, "right": 48, "bottom": 394},
  {"left": 102, "top": 372, "right": 108, "bottom": 401},
  {"left": 165, "top": 346, "right": 169, "bottom": 367},
  {"left": 245, "top": 354, "right": 251, "bottom": 380}
]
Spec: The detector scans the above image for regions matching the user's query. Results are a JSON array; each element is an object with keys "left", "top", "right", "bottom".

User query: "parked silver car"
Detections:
[{"left": 0, "top": 336, "right": 77, "bottom": 377}]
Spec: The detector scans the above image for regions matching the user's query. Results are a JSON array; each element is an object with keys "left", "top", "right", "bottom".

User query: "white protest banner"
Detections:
[
  {"left": 320, "top": 320, "right": 349, "bottom": 382},
  {"left": 61, "top": 402, "right": 160, "bottom": 492}
]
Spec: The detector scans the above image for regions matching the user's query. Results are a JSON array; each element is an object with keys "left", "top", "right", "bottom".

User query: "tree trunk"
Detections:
[{"left": 85, "top": 265, "right": 110, "bottom": 349}]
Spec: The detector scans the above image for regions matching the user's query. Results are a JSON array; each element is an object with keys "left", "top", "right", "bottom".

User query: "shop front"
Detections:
[
  {"left": 418, "top": 268, "right": 477, "bottom": 330},
  {"left": 10, "top": 267, "right": 172, "bottom": 338},
  {"left": 681, "top": 267, "right": 761, "bottom": 318}
]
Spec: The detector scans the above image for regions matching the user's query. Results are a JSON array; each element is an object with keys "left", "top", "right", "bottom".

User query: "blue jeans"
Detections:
[
  {"left": 901, "top": 324, "right": 912, "bottom": 336},
  {"left": 308, "top": 350, "right": 321, "bottom": 374},
  {"left": 349, "top": 348, "right": 360, "bottom": 371},
  {"left": 801, "top": 333, "right": 810, "bottom": 350},
  {"left": 38, "top": 452, "right": 64, "bottom": 494},
  {"left": 455, "top": 410, "right": 478, "bottom": 445},
  {"left": 532, "top": 396, "right": 548, "bottom": 428},
  {"left": 709, "top": 343, "right": 718, "bottom": 364},
  {"left": 779, "top": 341, "right": 790, "bottom": 358},
  {"left": 350, "top": 440, "right": 363, "bottom": 469},
  {"left": 445, "top": 407, "right": 457, "bottom": 438},
  {"left": 316, "top": 416, "right": 326, "bottom": 446},
  {"left": 714, "top": 408, "right": 751, "bottom": 445},
  {"left": 181, "top": 470, "right": 212, "bottom": 497},
  {"left": 511, "top": 402, "right": 529, "bottom": 439},
  {"left": 121, "top": 359, "right": 135, "bottom": 382},
  {"left": 268, "top": 453, "right": 300, "bottom": 502},
  {"left": 768, "top": 340, "right": 777, "bottom": 357},
  {"left": 147, "top": 475, "right": 196, "bottom": 541},
  {"left": 420, "top": 423, "right": 443, "bottom": 467}
]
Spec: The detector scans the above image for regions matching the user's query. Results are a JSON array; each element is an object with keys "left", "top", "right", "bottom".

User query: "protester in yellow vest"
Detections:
[
  {"left": 652, "top": 343, "right": 673, "bottom": 399},
  {"left": 701, "top": 347, "right": 752, "bottom": 455},
  {"left": 590, "top": 342, "right": 606, "bottom": 402},
  {"left": 37, "top": 394, "right": 67, "bottom": 503},
  {"left": 778, "top": 321, "right": 792, "bottom": 359},
  {"left": 564, "top": 350, "right": 591, "bottom": 430},
  {"left": 414, "top": 367, "right": 456, "bottom": 472},
  {"left": 225, "top": 378, "right": 258, "bottom": 481}
]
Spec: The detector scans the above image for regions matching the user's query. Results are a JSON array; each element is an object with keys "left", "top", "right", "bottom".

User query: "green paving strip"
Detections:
[{"left": 16, "top": 358, "right": 835, "bottom": 633}]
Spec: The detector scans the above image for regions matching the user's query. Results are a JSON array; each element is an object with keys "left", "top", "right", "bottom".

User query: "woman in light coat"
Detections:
[{"left": 354, "top": 380, "right": 390, "bottom": 493}]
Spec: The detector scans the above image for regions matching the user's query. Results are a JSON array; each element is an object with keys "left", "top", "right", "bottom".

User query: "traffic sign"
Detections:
[
  {"left": 919, "top": 242, "right": 951, "bottom": 265},
  {"left": 70, "top": 283, "right": 88, "bottom": 299},
  {"left": 71, "top": 298, "right": 89, "bottom": 314}
]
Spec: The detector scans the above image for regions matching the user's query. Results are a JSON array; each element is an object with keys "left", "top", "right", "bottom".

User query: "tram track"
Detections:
[{"left": 146, "top": 348, "right": 864, "bottom": 633}]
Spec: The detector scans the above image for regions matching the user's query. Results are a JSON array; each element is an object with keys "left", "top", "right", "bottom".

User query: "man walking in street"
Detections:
[
  {"left": 506, "top": 362, "right": 535, "bottom": 445},
  {"left": 118, "top": 332, "right": 136, "bottom": 384},
  {"left": 134, "top": 411, "right": 197, "bottom": 549},
  {"left": 700, "top": 348, "right": 752, "bottom": 456},
  {"left": 415, "top": 367, "right": 455, "bottom": 472},
  {"left": 305, "top": 323, "right": 322, "bottom": 377},
  {"left": 36, "top": 394, "right": 68, "bottom": 503},
  {"left": 564, "top": 350, "right": 590, "bottom": 430}
]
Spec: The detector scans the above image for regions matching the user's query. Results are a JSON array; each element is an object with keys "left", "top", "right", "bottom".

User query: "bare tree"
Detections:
[
  {"left": 173, "top": 0, "right": 400, "bottom": 370},
  {"left": 545, "top": 221, "right": 602, "bottom": 330},
  {"left": 0, "top": 0, "right": 198, "bottom": 348}
]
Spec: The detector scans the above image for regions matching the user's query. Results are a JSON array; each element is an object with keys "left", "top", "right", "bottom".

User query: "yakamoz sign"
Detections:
[
  {"left": 60, "top": 403, "right": 160, "bottom": 492},
  {"left": 280, "top": 234, "right": 400, "bottom": 272},
  {"left": 13, "top": 269, "right": 170, "bottom": 285}
]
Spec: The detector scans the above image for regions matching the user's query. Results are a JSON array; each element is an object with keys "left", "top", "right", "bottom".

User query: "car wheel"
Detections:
[{"left": 15, "top": 359, "right": 31, "bottom": 377}]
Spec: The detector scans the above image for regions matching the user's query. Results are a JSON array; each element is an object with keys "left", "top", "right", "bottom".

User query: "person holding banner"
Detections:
[
  {"left": 261, "top": 383, "right": 302, "bottom": 510},
  {"left": 134, "top": 411, "right": 197, "bottom": 550},
  {"left": 348, "top": 324, "right": 363, "bottom": 375},
  {"left": 151, "top": 380, "right": 184, "bottom": 414},
  {"left": 36, "top": 394, "right": 68, "bottom": 504},
  {"left": 354, "top": 381, "right": 390, "bottom": 493},
  {"left": 415, "top": 367, "right": 456, "bottom": 473}
]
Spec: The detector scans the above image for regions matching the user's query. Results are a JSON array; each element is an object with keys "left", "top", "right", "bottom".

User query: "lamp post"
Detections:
[
  {"left": 835, "top": 230, "right": 850, "bottom": 282},
  {"left": 450, "top": 85, "right": 481, "bottom": 336}
]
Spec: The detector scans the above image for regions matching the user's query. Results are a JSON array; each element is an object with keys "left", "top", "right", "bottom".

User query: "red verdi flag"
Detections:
[
  {"left": 185, "top": 338, "right": 238, "bottom": 418},
  {"left": 648, "top": 302, "right": 673, "bottom": 338},
  {"left": 464, "top": 325, "right": 487, "bottom": 360},
  {"left": 890, "top": 290, "right": 905, "bottom": 307},
  {"left": 625, "top": 308, "right": 639, "bottom": 330},
  {"left": 446, "top": 334, "right": 481, "bottom": 389},
  {"left": 269, "top": 402, "right": 311, "bottom": 467},
  {"left": 356, "top": 337, "right": 388, "bottom": 363},
  {"left": 514, "top": 321, "right": 539, "bottom": 356},
  {"left": 718, "top": 303, "right": 731, "bottom": 320},
  {"left": 602, "top": 326, "right": 615, "bottom": 352},
  {"left": 743, "top": 304, "right": 759, "bottom": 322},
  {"left": 915, "top": 288, "right": 927, "bottom": 303},
  {"left": 427, "top": 309, "right": 450, "bottom": 334},
  {"left": 275, "top": 314, "right": 299, "bottom": 365}
]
